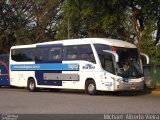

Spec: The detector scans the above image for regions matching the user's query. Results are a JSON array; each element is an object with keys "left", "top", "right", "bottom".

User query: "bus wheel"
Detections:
[
  {"left": 85, "top": 80, "right": 97, "bottom": 95},
  {"left": 27, "top": 79, "right": 37, "bottom": 92}
]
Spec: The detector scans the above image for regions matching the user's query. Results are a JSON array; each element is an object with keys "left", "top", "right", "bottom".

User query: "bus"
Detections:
[
  {"left": 9, "top": 38, "right": 149, "bottom": 95},
  {"left": 0, "top": 54, "right": 10, "bottom": 86}
]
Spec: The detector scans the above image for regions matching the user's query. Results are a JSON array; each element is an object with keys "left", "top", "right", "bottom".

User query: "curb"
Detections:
[
  {"left": 151, "top": 89, "right": 160, "bottom": 95},
  {"left": 145, "top": 86, "right": 160, "bottom": 95}
]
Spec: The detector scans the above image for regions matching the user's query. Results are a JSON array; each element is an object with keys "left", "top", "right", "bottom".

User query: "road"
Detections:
[{"left": 0, "top": 88, "right": 159, "bottom": 114}]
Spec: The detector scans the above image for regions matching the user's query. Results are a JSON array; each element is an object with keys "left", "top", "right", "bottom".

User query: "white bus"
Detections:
[{"left": 9, "top": 38, "right": 149, "bottom": 95}]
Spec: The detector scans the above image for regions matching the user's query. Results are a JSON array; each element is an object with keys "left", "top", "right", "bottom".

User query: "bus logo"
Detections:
[
  {"left": 82, "top": 64, "right": 95, "bottom": 69},
  {"left": 68, "top": 64, "right": 79, "bottom": 70}
]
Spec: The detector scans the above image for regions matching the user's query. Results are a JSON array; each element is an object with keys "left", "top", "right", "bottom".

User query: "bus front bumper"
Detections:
[{"left": 114, "top": 80, "right": 144, "bottom": 91}]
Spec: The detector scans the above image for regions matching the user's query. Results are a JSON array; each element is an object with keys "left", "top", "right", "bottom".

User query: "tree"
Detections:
[
  {"left": 123, "top": 0, "right": 160, "bottom": 63},
  {"left": 55, "top": 0, "right": 128, "bottom": 40},
  {"left": 0, "top": 0, "right": 160, "bottom": 63},
  {"left": 29, "top": 0, "right": 64, "bottom": 43},
  {"left": 0, "top": 0, "right": 64, "bottom": 53},
  {"left": 56, "top": 0, "right": 160, "bottom": 63}
]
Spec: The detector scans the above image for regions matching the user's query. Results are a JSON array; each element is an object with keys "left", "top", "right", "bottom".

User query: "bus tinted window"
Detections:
[
  {"left": 36, "top": 47, "right": 49, "bottom": 62},
  {"left": 65, "top": 46, "right": 78, "bottom": 60},
  {"left": 48, "top": 47, "right": 63, "bottom": 61},
  {"left": 64, "top": 45, "right": 95, "bottom": 63},
  {"left": 11, "top": 48, "right": 35, "bottom": 62},
  {"left": 101, "top": 53, "right": 114, "bottom": 74},
  {"left": 94, "top": 44, "right": 114, "bottom": 73},
  {"left": 36, "top": 46, "right": 63, "bottom": 63},
  {"left": 78, "top": 45, "right": 95, "bottom": 63},
  {"left": 94, "top": 44, "right": 111, "bottom": 53}
]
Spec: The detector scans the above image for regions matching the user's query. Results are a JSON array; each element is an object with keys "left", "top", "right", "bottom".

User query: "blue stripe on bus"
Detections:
[{"left": 10, "top": 63, "right": 79, "bottom": 71}]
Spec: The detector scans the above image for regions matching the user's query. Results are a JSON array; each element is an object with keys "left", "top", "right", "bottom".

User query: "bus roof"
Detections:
[
  {"left": 11, "top": 38, "right": 136, "bottom": 49},
  {"left": 91, "top": 38, "right": 136, "bottom": 48}
]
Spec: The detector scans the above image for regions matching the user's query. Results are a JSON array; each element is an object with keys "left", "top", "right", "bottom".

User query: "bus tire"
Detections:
[
  {"left": 27, "top": 79, "right": 37, "bottom": 92},
  {"left": 85, "top": 80, "right": 97, "bottom": 95}
]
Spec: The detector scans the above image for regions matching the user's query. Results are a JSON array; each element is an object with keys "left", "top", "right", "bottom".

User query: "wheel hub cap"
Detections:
[{"left": 88, "top": 84, "right": 95, "bottom": 92}]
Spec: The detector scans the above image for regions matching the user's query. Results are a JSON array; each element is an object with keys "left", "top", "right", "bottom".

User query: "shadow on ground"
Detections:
[
  {"left": 0, "top": 86, "right": 154, "bottom": 97},
  {"left": 43, "top": 88, "right": 153, "bottom": 97},
  {"left": 100, "top": 88, "right": 153, "bottom": 97}
]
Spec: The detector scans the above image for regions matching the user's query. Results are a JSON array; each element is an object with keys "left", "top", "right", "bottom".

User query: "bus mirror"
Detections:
[
  {"left": 140, "top": 53, "right": 149, "bottom": 64},
  {"left": 103, "top": 50, "right": 119, "bottom": 62}
]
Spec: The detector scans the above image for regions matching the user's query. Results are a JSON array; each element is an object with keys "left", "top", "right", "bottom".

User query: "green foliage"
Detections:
[
  {"left": 0, "top": 0, "right": 63, "bottom": 53},
  {"left": 55, "top": 0, "right": 128, "bottom": 39},
  {"left": 0, "top": 0, "right": 160, "bottom": 64}
]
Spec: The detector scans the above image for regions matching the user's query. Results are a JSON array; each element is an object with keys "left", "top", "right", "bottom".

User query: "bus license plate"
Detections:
[{"left": 130, "top": 86, "right": 136, "bottom": 90}]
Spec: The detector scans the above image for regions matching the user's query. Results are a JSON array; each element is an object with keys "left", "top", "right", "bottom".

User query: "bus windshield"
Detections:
[
  {"left": 114, "top": 47, "right": 143, "bottom": 78},
  {"left": 95, "top": 44, "right": 143, "bottom": 78}
]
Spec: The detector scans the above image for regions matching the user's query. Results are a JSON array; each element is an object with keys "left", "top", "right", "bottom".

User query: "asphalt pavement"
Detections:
[{"left": 0, "top": 88, "right": 159, "bottom": 114}]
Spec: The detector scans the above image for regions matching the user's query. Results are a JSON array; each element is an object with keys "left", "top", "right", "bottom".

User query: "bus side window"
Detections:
[
  {"left": 49, "top": 47, "right": 62, "bottom": 61},
  {"left": 11, "top": 48, "right": 35, "bottom": 62},
  {"left": 36, "top": 47, "right": 49, "bottom": 62},
  {"left": 64, "top": 44, "right": 95, "bottom": 63},
  {"left": 104, "top": 54, "right": 114, "bottom": 74},
  {"left": 99, "top": 54, "right": 114, "bottom": 74},
  {"left": 11, "top": 49, "right": 24, "bottom": 61},
  {"left": 22, "top": 49, "right": 35, "bottom": 61},
  {"left": 66, "top": 46, "right": 78, "bottom": 60},
  {"left": 78, "top": 45, "right": 95, "bottom": 63}
]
